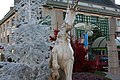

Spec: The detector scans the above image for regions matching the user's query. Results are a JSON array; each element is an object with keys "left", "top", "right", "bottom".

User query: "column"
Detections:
[
  {"left": 50, "top": 9, "right": 63, "bottom": 30},
  {"left": 107, "top": 17, "right": 120, "bottom": 76},
  {"left": 42, "top": 7, "right": 63, "bottom": 37}
]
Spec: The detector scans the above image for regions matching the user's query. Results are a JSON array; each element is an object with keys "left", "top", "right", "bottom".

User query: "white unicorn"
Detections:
[{"left": 49, "top": 1, "right": 78, "bottom": 80}]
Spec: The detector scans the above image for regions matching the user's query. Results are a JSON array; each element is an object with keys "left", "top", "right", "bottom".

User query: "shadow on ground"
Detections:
[{"left": 72, "top": 72, "right": 111, "bottom": 80}]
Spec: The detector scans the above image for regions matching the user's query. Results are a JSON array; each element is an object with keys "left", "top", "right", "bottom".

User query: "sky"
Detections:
[
  {"left": 0, "top": 0, "right": 14, "bottom": 20},
  {"left": 0, "top": 0, "right": 120, "bottom": 20}
]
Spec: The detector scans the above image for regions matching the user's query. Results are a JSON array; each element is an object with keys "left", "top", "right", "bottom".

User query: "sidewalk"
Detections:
[{"left": 105, "top": 72, "right": 120, "bottom": 80}]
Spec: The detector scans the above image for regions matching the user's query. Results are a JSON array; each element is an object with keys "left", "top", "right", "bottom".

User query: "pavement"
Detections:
[{"left": 105, "top": 72, "right": 120, "bottom": 80}]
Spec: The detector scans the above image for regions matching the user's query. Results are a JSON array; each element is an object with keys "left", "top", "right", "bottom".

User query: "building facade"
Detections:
[
  {"left": 0, "top": 0, "right": 120, "bottom": 76},
  {"left": 0, "top": 7, "right": 17, "bottom": 45},
  {"left": 1, "top": 0, "right": 120, "bottom": 45}
]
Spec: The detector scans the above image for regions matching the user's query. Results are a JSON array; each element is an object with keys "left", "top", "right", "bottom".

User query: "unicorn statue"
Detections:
[{"left": 49, "top": 0, "right": 78, "bottom": 80}]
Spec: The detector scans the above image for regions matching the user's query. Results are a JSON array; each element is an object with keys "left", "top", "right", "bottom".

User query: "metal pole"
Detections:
[{"left": 28, "top": 0, "right": 31, "bottom": 21}]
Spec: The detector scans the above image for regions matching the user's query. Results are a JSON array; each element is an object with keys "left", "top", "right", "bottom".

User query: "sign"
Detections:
[{"left": 84, "top": 32, "right": 88, "bottom": 47}]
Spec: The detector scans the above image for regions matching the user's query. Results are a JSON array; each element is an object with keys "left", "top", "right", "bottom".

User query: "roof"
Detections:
[
  {"left": 92, "top": 37, "right": 120, "bottom": 50},
  {"left": 79, "top": 0, "right": 118, "bottom": 8},
  {"left": 45, "top": 0, "right": 120, "bottom": 17},
  {"left": 117, "top": 5, "right": 120, "bottom": 9}
]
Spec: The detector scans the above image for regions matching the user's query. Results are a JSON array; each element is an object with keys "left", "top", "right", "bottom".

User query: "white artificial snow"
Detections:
[
  {"left": 1, "top": 0, "right": 53, "bottom": 80},
  {"left": 3, "top": 23, "right": 52, "bottom": 80},
  {"left": 0, "top": 62, "right": 33, "bottom": 80}
]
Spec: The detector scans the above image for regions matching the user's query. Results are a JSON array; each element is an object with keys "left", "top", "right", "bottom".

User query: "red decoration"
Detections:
[
  {"left": 49, "top": 29, "right": 59, "bottom": 50},
  {"left": 49, "top": 29, "right": 59, "bottom": 41},
  {"left": 71, "top": 38, "right": 96, "bottom": 72}
]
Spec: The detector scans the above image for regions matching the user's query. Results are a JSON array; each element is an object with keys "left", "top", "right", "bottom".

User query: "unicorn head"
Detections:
[
  {"left": 65, "top": 7, "right": 76, "bottom": 26},
  {"left": 64, "top": 0, "right": 78, "bottom": 26}
]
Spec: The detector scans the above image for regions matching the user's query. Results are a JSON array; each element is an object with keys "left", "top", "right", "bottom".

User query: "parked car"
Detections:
[{"left": 95, "top": 55, "right": 108, "bottom": 71}]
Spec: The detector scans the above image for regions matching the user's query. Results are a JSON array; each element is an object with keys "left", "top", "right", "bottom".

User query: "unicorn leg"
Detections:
[
  {"left": 64, "top": 59, "right": 74, "bottom": 80},
  {"left": 52, "top": 47, "right": 60, "bottom": 69}
]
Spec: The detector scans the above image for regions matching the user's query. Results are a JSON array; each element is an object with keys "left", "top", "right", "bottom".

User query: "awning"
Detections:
[{"left": 92, "top": 37, "right": 120, "bottom": 50}]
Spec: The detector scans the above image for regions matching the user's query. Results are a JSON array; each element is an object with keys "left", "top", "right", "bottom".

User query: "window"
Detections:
[
  {"left": 0, "top": 28, "right": 2, "bottom": 33},
  {"left": 12, "top": 17, "right": 15, "bottom": 26},
  {"left": 3, "top": 37, "right": 5, "bottom": 43},
  {"left": 1, "top": 38, "right": 2, "bottom": 43},
  {"left": 74, "top": 14, "right": 109, "bottom": 40},
  {"left": 117, "top": 19, "right": 120, "bottom": 27},
  {"left": 3, "top": 24, "right": 5, "bottom": 32},
  {"left": 6, "top": 21, "right": 9, "bottom": 27},
  {"left": 7, "top": 35, "right": 9, "bottom": 43},
  {"left": 76, "top": 29, "right": 85, "bottom": 39}
]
